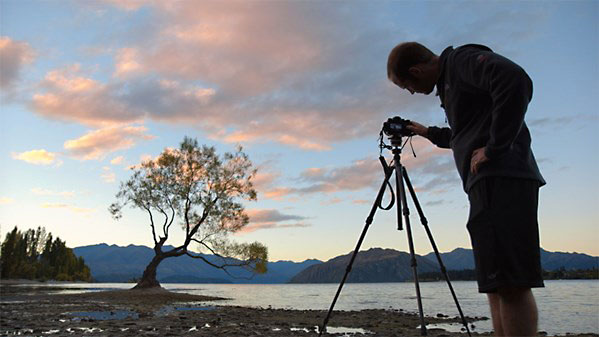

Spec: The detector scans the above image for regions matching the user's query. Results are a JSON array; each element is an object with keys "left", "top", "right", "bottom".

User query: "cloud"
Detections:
[
  {"left": 64, "top": 125, "right": 154, "bottom": 160},
  {"left": 31, "top": 2, "right": 558, "bottom": 151},
  {"left": 0, "top": 197, "right": 15, "bottom": 205},
  {"left": 103, "top": 0, "right": 148, "bottom": 11},
  {"left": 256, "top": 138, "right": 458, "bottom": 199},
  {"left": 241, "top": 209, "right": 310, "bottom": 233},
  {"left": 29, "top": 2, "right": 433, "bottom": 151},
  {"left": 295, "top": 159, "right": 382, "bottom": 194},
  {"left": 425, "top": 199, "right": 452, "bottom": 207},
  {"left": 0, "top": 37, "right": 35, "bottom": 90},
  {"left": 110, "top": 156, "right": 124, "bottom": 165},
  {"left": 11, "top": 149, "right": 61, "bottom": 166},
  {"left": 41, "top": 202, "right": 95, "bottom": 214},
  {"left": 41, "top": 202, "right": 69, "bottom": 208},
  {"left": 32, "top": 64, "right": 142, "bottom": 127},
  {"left": 252, "top": 165, "right": 297, "bottom": 201},
  {"left": 528, "top": 115, "right": 582, "bottom": 128},
  {"left": 32, "top": 65, "right": 218, "bottom": 128},
  {"left": 31, "top": 188, "right": 75, "bottom": 198},
  {"left": 101, "top": 166, "right": 116, "bottom": 183},
  {"left": 323, "top": 197, "right": 343, "bottom": 205},
  {"left": 113, "top": 48, "right": 143, "bottom": 78}
]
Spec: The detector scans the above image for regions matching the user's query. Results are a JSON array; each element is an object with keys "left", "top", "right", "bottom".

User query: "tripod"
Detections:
[{"left": 318, "top": 142, "right": 471, "bottom": 337}]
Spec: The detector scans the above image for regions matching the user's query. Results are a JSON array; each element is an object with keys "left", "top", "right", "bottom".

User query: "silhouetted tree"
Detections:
[{"left": 110, "top": 137, "right": 268, "bottom": 289}]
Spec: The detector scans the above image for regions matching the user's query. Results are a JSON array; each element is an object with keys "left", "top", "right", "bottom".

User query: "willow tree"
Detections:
[{"left": 109, "top": 137, "right": 267, "bottom": 289}]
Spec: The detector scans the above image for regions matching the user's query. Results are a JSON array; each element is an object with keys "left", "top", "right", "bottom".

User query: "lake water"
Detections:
[{"left": 36, "top": 280, "right": 598, "bottom": 335}]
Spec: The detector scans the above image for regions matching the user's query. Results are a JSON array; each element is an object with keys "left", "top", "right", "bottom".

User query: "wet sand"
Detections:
[{"left": 0, "top": 282, "right": 596, "bottom": 337}]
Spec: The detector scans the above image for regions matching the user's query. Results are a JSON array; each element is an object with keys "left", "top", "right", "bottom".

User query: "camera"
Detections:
[{"left": 382, "top": 116, "right": 415, "bottom": 138}]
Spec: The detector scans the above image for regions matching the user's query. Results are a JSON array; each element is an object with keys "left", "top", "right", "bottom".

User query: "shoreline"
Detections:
[{"left": 1, "top": 282, "right": 597, "bottom": 337}]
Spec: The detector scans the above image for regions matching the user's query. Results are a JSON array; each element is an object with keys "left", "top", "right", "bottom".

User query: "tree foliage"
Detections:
[
  {"left": 110, "top": 137, "right": 268, "bottom": 288},
  {"left": 0, "top": 226, "right": 91, "bottom": 281}
]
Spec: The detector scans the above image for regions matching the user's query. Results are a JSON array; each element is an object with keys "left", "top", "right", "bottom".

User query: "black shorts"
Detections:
[{"left": 467, "top": 176, "right": 544, "bottom": 293}]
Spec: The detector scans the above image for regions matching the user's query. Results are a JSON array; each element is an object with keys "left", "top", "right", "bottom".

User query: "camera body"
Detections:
[{"left": 382, "top": 116, "right": 415, "bottom": 139}]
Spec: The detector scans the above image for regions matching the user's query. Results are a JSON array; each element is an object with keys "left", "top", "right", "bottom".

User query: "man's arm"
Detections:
[
  {"left": 454, "top": 47, "right": 533, "bottom": 159},
  {"left": 408, "top": 122, "right": 452, "bottom": 149}
]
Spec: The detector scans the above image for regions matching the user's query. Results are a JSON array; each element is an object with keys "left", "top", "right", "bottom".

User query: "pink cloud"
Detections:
[
  {"left": 0, "top": 37, "right": 35, "bottom": 90},
  {"left": 110, "top": 156, "right": 124, "bottom": 165},
  {"left": 32, "top": 65, "right": 141, "bottom": 127},
  {"left": 64, "top": 125, "right": 154, "bottom": 160},
  {"left": 30, "top": 2, "right": 438, "bottom": 152},
  {"left": 257, "top": 140, "right": 457, "bottom": 198},
  {"left": 240, "top": 208, "right": 310, "bottom": 233},
  {"left": 113, "top": 48, "right": 143, "bottom": 78},
  {"left": 87, "top": 2, "right": 424, "bottom": 150}
]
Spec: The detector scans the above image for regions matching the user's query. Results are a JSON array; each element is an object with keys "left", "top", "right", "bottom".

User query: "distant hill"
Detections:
[
  {"left": 289, "top": 248, "right": 439, "bottom": 283},
  {"left": 73, "top": 244, "right": 321, "bottom": 284},
  {"left": 290, "top": 247, "right": 598, "bottom": 284},
  {"left": 423, "top": 248, "right": 599, "bottom": 271}
]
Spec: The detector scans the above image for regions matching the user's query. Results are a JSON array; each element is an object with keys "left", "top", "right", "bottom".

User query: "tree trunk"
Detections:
[{"left": 133, "top": 253, "right": 164, "bottom": 289}]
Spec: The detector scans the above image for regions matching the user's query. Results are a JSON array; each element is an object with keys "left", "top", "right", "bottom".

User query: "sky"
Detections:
[{"left": 1, "top": 0, "right": 597, "bottom": 262}]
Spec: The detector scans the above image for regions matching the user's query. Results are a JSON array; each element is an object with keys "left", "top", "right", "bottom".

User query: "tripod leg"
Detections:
[
  {"left": 318, "top": 162, "right": 395, "bottom": 336},
  {"left": 394, "top": 155, "right": 427, "bottom": 336},
  {"left": 402, "top": 168, "right": 472, "bottom": 337}
]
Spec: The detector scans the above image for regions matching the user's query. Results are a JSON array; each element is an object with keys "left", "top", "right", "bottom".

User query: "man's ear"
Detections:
[{"left": 408, "top": 66, "right": 422, "bottom": 78}]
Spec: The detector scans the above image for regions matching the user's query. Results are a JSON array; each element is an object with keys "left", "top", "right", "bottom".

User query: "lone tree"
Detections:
[{"left": 110, "top": 137, "right": 267, "bottom": 289}]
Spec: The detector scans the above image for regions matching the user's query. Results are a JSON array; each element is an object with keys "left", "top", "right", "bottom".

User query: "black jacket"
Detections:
[{"left": 427, "top": 44, "right": 545, "bottom": 192}]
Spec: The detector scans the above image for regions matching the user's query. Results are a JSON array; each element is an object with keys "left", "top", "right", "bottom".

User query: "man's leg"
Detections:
[
  {"left": 487, "top": 293, "right": 504, "bottom": 336},
  {"left": 495, "top": 286, "right": 539, "bottom": 337}
]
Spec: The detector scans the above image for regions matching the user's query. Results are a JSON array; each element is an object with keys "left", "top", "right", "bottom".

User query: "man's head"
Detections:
[{"left": 387, "top": 42, "right": 439, "bottom": 95}]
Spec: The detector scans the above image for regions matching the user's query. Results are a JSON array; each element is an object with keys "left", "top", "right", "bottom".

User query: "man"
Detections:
[{"left": 387, "top": 42, "right": 545, "bottom": 337}]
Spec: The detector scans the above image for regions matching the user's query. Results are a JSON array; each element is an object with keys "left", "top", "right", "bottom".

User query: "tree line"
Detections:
[{"left": 0, "top": 226, "right": 91, "bottom": 281}]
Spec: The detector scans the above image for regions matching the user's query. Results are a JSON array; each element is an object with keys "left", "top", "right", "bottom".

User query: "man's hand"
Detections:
[
  {"left": 471, "top": 147, "right": 490, "bottom": 174},
  {"left": 407, "top": 121, "right": 428, "bottom": 137}
]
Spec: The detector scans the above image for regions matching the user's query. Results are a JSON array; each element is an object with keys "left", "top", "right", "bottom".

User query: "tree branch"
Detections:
[
  {"left": 143, "top": 204, "right": 158, "bottom": 246},
  {"left": 184, "top": 252, "right": 254, "bottom": 280},
  {"left": 188, "top": 197, "right": 216, "bottom": 242},
  {"left": 184, "top": 196, "right": 191, "bottom": 238},
  {"left": 166, "top": 198, "right": 176, "bottom": 235}
]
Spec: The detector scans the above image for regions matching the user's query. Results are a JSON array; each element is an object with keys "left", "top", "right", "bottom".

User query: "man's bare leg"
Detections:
[
  {"left": 489, "top": 286, "right": 538, "bottom": 337},
  {"left": 487, "top": 293, "right": 505, "bottom": 336}
]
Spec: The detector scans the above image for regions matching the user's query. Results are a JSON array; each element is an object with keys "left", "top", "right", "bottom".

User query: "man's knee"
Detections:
[{"left": 496, "top": 286, "right": 532, "bottom": 301}]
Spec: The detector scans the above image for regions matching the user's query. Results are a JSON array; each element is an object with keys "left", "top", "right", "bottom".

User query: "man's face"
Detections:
[
  {"left": 395, "top": 64, "right": 436, "bottom": 95},
  {"left": 397, "top": 76, "right": 434, "bottom": 95}
]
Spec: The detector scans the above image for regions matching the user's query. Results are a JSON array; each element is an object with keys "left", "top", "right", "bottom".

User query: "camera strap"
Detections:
[{"left": 377, "top": 156, "right": 395, "bottom": 211}]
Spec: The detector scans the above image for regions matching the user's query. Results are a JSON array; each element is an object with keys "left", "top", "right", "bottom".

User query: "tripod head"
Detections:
[{"left": 378, "top": 130, "right": 416, "bottom": 159}]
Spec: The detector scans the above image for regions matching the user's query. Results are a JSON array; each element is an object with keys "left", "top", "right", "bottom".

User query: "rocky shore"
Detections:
[{"left": 0, "top": 282, "right": 596, "bottom": 337}]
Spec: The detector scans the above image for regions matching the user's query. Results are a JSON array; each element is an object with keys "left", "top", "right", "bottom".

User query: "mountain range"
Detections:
[
  {"left": 73, "top": 244, "right": 321, "bottom": 283},
  {"left": 289, "top": 248, "right": 438, "bottom": 283},
  {"left": 290, "top": 247, "right": 599, "bottom": 283},
  {"left": 73, "top": 244, "right": 598, "bottom": 284}
]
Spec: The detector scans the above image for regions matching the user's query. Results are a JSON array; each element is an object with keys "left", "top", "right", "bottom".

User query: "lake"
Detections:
[{"left": 39, "top": 279, "right": 598, "bottom": 335}]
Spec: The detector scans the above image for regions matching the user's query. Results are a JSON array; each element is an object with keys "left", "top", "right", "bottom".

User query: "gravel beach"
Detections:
[{"left": 1, "top": 282, "right": 596, "bottom": 337}]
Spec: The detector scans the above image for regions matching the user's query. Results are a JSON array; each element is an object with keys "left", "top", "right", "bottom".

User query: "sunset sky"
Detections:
[{"left": 1, "top": 1, "right": 597, "bottom": 262}]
